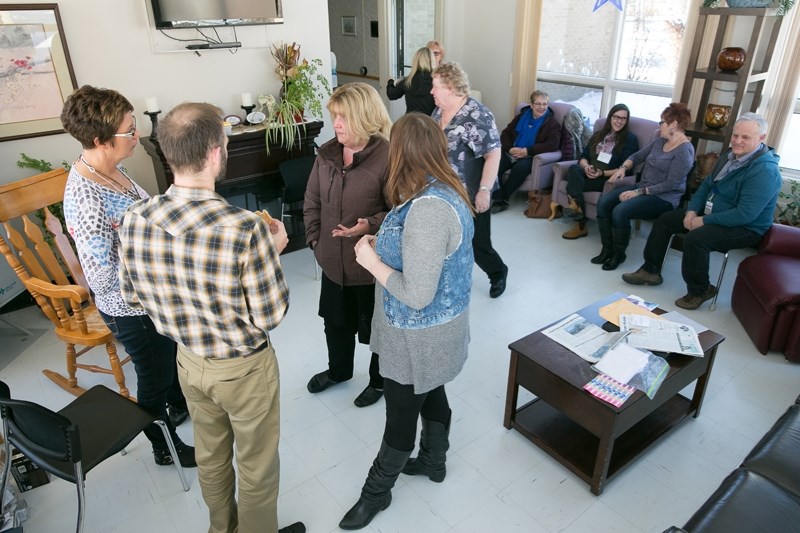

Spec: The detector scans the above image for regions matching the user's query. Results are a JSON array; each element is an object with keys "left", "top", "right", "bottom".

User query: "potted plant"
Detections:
[
  {"left": 267, "top": 42, "right": 331, "bottom": 153},
  {"left": 775, "top": 179, "right": 800, "bottom": 227},
  {"left": 702, "top": 0, "right": 795, "bottom": 16}
]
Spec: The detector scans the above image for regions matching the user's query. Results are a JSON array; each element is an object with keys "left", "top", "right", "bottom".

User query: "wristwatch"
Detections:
[{"left": 478, "top": 185, "right": 491, "bottom": 193}]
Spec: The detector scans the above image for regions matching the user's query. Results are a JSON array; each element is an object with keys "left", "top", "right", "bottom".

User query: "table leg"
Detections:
[
  {"left": 590, "top": 423, "right": 616, "bottom": 495},
  {"left": 690, "top": 345, "right": 719, "bottom": 418},
  {"left": 504, "top": 351, "right": 520, "bottom": 429}
]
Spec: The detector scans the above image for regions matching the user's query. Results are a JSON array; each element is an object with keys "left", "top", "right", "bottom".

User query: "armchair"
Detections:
[
  {"left": 500, "top": 102, "right": 575, "bottom": 194},
  {"left": 551, "top": 116, "right": 659, "bottom": 220},
  {"left": 731, "top": 224, "right": 800, "bottom": 362}
]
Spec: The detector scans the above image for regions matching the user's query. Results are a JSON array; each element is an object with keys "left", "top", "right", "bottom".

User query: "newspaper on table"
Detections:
[
  {"left": 541, "top": 313, "right": 621, "bottom": 363},
  {"left": 619, "top": 313, "right": 704, "bottom": 356}
]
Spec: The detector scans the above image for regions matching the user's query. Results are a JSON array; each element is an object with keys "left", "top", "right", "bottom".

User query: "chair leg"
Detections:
[
  {"left": 710, "top": 252, "right": 729, "bottom": 312},
  {"left": 105, "top": 342, "right": 130, "bottom": 398},
  {"left": 74, "top": 462, "right": 85, "bottom": 533},
  {"left": 154, "top": 420, "right": 190, "bottom": 491}
]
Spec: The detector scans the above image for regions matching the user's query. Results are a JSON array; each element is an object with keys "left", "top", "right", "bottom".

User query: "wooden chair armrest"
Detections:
[{"left": 23, "top": 277, "right": 92, "bottom": 304}]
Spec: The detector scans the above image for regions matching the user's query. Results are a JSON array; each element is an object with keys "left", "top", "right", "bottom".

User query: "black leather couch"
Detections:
[{"left": 665, "top": 395, "right": 800, "bottom": 532}]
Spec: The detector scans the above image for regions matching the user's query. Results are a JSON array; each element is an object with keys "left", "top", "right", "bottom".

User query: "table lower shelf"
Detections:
[{"left": 510, "top": 394, "right": 695, "bottom": 493}]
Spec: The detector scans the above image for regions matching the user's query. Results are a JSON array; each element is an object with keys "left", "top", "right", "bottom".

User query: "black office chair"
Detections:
[
  {"left": 279, "top": 155, "right": 320, "bottom": 279},
  {"left": 0, "top": 382, "right": 189, "bottom": 533}
]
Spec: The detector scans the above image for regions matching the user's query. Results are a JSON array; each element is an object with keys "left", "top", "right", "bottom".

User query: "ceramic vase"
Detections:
[
  {"left": 717, "top": 47, "right": 746, "bottom": 72},
  {"left": 704, "top": 104, "right": 732, "bottom": 130}
]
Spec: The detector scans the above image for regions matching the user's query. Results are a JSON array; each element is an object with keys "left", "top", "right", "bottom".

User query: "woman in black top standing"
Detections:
[{"left": 386, "top": 47, "right": 436, "bottom": 115}]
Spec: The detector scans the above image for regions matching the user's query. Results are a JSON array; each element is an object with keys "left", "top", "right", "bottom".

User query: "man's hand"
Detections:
[
  {"left": 683, "top": 211, "right": 697, "bottom": 231},
  {"left": 269, "top": 220, "right": 289, "bottom": 254},
  {"left": 332, "top": 218, "right": 370, "bottom": 238}
]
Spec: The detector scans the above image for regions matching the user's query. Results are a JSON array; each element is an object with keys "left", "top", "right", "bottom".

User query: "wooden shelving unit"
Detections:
[{"left": 680, "top": 7, "right": 782, "bottom": 148}]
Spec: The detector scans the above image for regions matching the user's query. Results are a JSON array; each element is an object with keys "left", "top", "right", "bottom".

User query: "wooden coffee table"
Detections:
[{"left": 503, "top": 295, "right": 725, "bottom": 495}]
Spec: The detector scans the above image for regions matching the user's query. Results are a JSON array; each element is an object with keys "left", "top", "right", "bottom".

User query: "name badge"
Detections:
[
  {"left": 704, "top": 200, "right": 713, "bottom": 215},
  {"left": 597, "top": 151, "right": 612, "bottom": 164}
]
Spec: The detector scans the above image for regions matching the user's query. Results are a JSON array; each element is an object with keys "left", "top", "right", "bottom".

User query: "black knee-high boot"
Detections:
[
  {"left": 339, "top": 441, "right": 412, "bottom": 530},
  {"left": 603, "top": 226, "right": 631, "bottom": 271},
  {"left": 402, "top": 412, "right": 451, "bottom": 482},
  {"left": 591, "top": 218, "right": 613, "bottom": 264}
]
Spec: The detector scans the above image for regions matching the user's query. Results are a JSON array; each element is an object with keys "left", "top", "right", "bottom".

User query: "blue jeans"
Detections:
[
  {"left": 641, "top": 208, "right": 762, "bottom": 296},
  {"left": 596, "top": 185, "right": 673, "bottom": 229},
  {"left": 99, "top": 311, "right": 183, "bottom": 449}
]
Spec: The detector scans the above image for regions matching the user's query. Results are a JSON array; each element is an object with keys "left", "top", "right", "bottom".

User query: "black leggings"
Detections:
[{"left": 382, "top": 378, "right": 450, "bottom": 452}]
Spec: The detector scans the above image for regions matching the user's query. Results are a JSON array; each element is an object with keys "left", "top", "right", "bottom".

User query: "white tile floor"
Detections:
[{"left": 2, "top": 195, "right": 799, "bottom": 533}]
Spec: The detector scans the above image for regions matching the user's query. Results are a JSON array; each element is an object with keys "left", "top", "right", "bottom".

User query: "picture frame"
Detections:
[
  {"left": 0, "top": 4, "right": 78, "bottom": 142},
  {"left": 341, "top": 16, "right": 356, "bottom": 36}
]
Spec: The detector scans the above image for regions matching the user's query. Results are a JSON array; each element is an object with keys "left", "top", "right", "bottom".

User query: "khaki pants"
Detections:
[{"left": 176, "top": 344, "right": 280, "bottom": 533}]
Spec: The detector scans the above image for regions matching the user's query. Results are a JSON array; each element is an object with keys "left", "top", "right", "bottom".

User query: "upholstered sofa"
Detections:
[
  {"left": 551, "top": 116, "right": 659, "bottom": 220},
  {"left": 663, "top": 395, "right": 800, "bottom": 533},
  {"left": 500, "top": 102, "right": 577, "bottom": 194},
  {"left": 731, "top": 223, "right": 800, "bottom": 363}
]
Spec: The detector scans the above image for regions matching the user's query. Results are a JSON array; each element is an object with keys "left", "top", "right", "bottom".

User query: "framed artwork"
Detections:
[
  {"left": 341, "top": 16, "right": 356, "bottom": 36},
  {"left": 0, "top": 4, "right": 77, "bottom": 142}
]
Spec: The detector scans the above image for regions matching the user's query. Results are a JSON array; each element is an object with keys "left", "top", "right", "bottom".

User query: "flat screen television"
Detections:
[{"left": 151, "top": 0, "right": 283, "bottom": 29}]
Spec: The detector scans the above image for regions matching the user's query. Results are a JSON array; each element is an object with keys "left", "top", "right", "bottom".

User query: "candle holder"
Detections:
[
  {"left": 241, "top": 105, "right": 255, "bottom": 124},
  {"left": 144, "top": 110, "right": 161, "bottom": 140}
]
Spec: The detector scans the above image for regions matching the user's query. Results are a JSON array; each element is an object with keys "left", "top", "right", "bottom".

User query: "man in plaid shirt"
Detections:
[{"left": 118, "top": 103, "right": 303, "bottom": 533}]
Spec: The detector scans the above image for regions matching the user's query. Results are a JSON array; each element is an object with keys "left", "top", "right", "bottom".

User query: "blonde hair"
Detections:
[
  {"left": 426, "top": 40, "right": 445, "bottom": 61},
  {"left": 327, "top": 82, "right": 391, "bottom": 145},
  {"left": 432, "top": 62, "right": 470, "bottom": 97},
  {"left": 404, "top": 47, "right": 435, "bottom": 90},
  {"left": 386, "top": 113, "right": 473, "bottom": 214}
]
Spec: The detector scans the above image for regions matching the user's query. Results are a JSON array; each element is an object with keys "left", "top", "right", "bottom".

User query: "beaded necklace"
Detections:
[{"left": 78, "top": 155, "right": 140, "bottom": 199}]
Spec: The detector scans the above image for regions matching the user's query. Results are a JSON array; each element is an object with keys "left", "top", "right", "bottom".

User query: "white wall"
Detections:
[
  {"left": 442, "top": 0, "right": 516, "bottom": 128},
  {"left": 0, "top": 0, "right": 333, "bottom": 193}
]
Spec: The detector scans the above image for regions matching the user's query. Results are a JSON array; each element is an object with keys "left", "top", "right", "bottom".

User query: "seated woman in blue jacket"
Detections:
[
  {"left": 386, "top": 47, "right": 436, "bottom": 115},
  {"left": 559, "top": 104, "right": 639, "bottom": 240},
  {"left": 491, "top": 90, "right": 562, "bottom": 213}
]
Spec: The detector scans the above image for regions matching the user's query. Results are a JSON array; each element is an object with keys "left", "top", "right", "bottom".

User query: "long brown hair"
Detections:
[
  {"left": 587, "top": 103, "right": 632, "bottom": 157},
  {"left": 386, "top": 113, "right": 474, "bottom": 214}
]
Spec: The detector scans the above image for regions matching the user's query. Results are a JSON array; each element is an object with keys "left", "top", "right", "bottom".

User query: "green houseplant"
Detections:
[
  {"left": 775, "top": 179, "right": 800, "bottom": 227},
  {"left": 267, "top": 42, "right": 331, "bottom": 153}
]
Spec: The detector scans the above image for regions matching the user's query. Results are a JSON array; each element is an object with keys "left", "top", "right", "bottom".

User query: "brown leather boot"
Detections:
[
  {"left": 562, "top": 221, "right": 588, "bottom": 240},
  {"left": 547, "top": 201, "right": 560, "bottom": 221}
]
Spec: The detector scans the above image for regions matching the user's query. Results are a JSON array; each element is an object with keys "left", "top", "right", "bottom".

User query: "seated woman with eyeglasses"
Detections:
[
  {"left": 558, "top": 104, "right": 640, "bottom": 240},
  {"left": 592, "top": 102, "right": 694, "bottom": 271},
  {"left": 491, "top": 90, "right": 562, "bottom": 213}
]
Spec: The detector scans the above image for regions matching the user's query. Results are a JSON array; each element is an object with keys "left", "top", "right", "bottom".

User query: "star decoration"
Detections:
[{"left": 593, "top": 0, "right": 624, "bottom": 12}]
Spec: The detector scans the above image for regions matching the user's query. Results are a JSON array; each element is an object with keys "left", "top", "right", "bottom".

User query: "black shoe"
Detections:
[
  {"left": 354, "top": 386, "right": 383, "bottom": 408},
  {"left": 490, "top": 200, "right": 509, "bottom": 214},
  {"left": 489, "top": 266, "right": 508, "bottom": 298},
  {"left": 154, "top": 441, "right": 197, "bottom": 468},
  {"left": 168, "top": 405, "right": 189, "bottom": 427},
  {"left": 307, "top": 370, "right": 340, "bottom": 393},
  {"left": 278, "top": 522, "right": 306, "bottom": 533}
]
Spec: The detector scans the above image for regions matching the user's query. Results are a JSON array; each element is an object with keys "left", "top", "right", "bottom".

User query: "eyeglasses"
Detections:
[
  {"left": 532, "top": 102, "right": 549, "bottom": 107},
  {"left": 611, "top": 114, "right": 628, "bottom": 121},
  {"left": 432, "top": 51, "right": 442, "bottom": 57},
  {"left": 659, "top": 120, "right": 666, "bottom": 125},
  {"left": 112, "top": 116, "right": 137, "bottom": 138}
]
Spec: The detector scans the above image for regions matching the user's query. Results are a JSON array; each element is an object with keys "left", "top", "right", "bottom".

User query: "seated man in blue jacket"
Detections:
[{"left": 621, "top": 113, "right": 782, "bottom": 310}]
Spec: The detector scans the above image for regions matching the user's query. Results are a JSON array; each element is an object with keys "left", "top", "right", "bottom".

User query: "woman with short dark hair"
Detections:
[{"left": 593, "top": 102, "right": 694, "bottom": 271}]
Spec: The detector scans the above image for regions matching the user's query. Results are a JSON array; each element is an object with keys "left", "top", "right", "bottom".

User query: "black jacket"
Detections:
[{"left": 386, "top": 71, "right": 435, "bottom": 115}]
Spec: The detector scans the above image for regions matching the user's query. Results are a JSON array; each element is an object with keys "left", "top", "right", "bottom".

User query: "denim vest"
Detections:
[{"left": 375, "top": 180, "right": 474, "bottom": 329}]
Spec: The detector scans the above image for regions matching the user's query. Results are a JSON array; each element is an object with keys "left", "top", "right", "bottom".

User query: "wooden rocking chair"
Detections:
[{"left": 0, "top": 169, "right": 130, "bottom": 398}]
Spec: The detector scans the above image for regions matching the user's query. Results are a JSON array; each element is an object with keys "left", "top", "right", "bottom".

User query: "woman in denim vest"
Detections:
[{"left": 340, "top": 113, "right": 475, "bottom": 530}]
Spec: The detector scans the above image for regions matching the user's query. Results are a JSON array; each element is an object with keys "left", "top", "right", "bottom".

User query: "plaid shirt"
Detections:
[{"left": 118, "top": 186, "right": 289, "bottom": 359}]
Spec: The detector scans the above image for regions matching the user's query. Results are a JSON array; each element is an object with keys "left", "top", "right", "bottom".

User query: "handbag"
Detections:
[{"left": 525, "top": 190, "right": 555, "bottom": 219}]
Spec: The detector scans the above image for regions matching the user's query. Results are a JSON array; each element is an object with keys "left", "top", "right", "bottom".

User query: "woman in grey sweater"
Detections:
[{"left": 339, "top": 113, "right": 475, "bottom": 530}]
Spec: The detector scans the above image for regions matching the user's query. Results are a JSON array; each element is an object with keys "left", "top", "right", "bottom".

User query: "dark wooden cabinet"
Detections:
[
  {"left": 139, "top": 121, "right": 324, "bottom": 202},
  {"left": 680, "top": 7, "right": 781, "bottom": 149}
]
